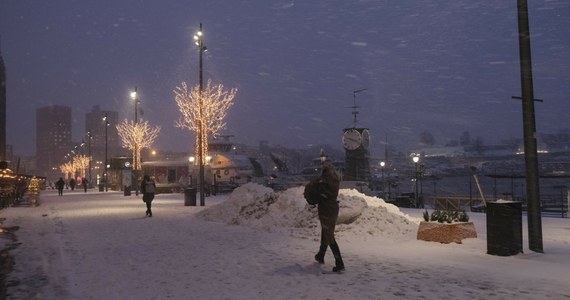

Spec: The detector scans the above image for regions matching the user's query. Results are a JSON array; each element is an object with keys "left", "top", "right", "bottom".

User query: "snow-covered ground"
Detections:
[{"left": 1, "top": 183, "right": 569, "bottom": 299}]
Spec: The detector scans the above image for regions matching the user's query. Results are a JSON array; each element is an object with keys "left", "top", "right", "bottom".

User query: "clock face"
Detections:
[
  {"left": 361, "top": 129, "right": 370, "bottom": 149},
  {"left": 343, "top": 129, "right": 362, "bottom": 150}
]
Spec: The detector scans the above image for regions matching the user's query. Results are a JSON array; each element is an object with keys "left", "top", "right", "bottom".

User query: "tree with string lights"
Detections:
[
  {"left": 59, "top": 162, "right": 75, "bottom": 179},
  {"left": 174, "top": 79, "right": 237, "bottom": 165},
  {"left": 72, "top": 155, "right": 91, "bottom": 178},
  {"left": 116, "top": 119, "right": 161, "bottom": 174}
]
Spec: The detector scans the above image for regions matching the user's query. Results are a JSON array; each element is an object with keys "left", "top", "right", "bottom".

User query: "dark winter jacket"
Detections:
[
  {"left": 317, "top": 162, "right": 340, "bottom": 246},
  {"left": 141, "top": 176, "right": 156, "bottom": 202},
  {"left": 56, "top": 178, "right": 65, "bottom": 190}
]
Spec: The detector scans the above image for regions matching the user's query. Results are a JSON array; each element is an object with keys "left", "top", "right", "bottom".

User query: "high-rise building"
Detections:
[
  {"left": 85, "top": 105, "right": 121, "bottom": 180},
  {"left": 36, "top": 105, "right": 72, "bottom": 180},
  {"left": 0, "top": 39, "right": 7, "bottom": 164}
]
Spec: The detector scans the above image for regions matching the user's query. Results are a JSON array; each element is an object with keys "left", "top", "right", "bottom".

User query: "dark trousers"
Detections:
[{"left": 146, "top": 201, "right": 152, "bottom": 215}]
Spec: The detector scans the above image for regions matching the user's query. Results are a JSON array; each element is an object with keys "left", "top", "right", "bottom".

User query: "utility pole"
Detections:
[{"left": 516, "top": 0, "right": 543, "bottom": 252}]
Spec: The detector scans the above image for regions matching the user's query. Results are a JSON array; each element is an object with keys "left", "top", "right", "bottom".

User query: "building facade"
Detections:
[
  {"left": 85, "top": 105, "right": 121, "bottom": 183},
  {"left": 36, "top": 105, "right": 72, "bottom": 180},
  {"left": 0, "top": 42, "right": 6, "bottom": 163}
]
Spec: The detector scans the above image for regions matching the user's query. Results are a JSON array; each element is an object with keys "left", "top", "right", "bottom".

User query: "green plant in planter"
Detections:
[
  {"left": 423, "top": 210, "right": 430, "bottom": 221},
  {"left": 458, "top": 210, "right": 469, "bottom": 222}
]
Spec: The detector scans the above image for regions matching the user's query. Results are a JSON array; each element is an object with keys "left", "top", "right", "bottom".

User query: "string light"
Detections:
[
  {"left": 116, "top": 119, "right": 161, "bottom": 171},
  {"left": 174, "top": 79, "right": 237, "bottom": 165},
  {"left": 59, "top": 161, "right": 75, "bottom": 179},
  {"left": 72, "top": 155, "right": 91, "bottom": 178}
]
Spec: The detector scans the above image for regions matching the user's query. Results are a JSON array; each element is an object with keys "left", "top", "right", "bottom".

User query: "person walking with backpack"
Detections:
[
  {"left": 141, "top": 175, "right": 156, "bottom": 217},
  {"left": 314, "top": 161, "right": 345, "bottom": 273}
]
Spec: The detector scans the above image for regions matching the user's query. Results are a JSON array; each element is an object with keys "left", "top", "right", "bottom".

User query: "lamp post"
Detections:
[
  {"left": 189, "top": 156, "right": 195, "bottom": 188},
  {"left": 87, "top": 130, "right": 92, "bottom": 188},
  {"left": 412, "top": 156, "right": 419, "bottom": 208},
  {"left": 80, "top": 139, "right": 86, "bottom": 180},
  {"left": 418, "top": 163, "right": 424, "bottom": 208},
  {"left": 103, "top": 114, "right": 109, "bottom": 192},
  {"left": 380, "top": 161, "right": 385, "bottom": 198},
  {"left": 131, "top": 86, "right": 141, "bottom": 196},
  {"left": 131, "top": 87, "right": 139, "bottom": 123},
  {"left": 194, "top": 23, "right": 207, "bottom": 206}
]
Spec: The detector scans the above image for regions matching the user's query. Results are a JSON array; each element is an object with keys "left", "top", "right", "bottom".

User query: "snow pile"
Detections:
[
  {"left": 335, "top": 189, "right": 422, "bottom": 239},
  {"left": 197, "top": 183, "right": 421, "bottom": 240}
]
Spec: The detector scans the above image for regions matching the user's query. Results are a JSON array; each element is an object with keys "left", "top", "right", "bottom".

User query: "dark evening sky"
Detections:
[{"left": 1, "top": 0, "right": 569, "bottom": 157}]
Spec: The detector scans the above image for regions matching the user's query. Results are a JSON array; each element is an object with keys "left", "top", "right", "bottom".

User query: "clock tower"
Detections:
[
  {"left": 342, "top": 88, "right": 371, "bottom": 182},
  {"left": 342, "top": 127, "right": 370, "bottom": 181}
]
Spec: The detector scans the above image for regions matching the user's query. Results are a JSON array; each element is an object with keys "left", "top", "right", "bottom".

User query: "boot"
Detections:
[
  {"left": 314, "top": 244, "right": 327, "bottom": 264},
  {"left": 330, "top": 242, "right": 345, "bottom": 272}
]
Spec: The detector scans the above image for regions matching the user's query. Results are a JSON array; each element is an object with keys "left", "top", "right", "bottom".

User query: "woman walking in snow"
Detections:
[
  {"left": 141, "top": 175, "right": 156, "bottom": 217},
  {"left": 314, "top": 161, "right": 344, "bottom": 272}
]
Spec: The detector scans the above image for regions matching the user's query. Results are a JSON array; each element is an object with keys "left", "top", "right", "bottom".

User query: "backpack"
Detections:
[
  {"left": 303, "top": 179, "right": 322, "bottom": 205},
  {"left": 145, "top": 180, "right": 156, "bottom": 194}
]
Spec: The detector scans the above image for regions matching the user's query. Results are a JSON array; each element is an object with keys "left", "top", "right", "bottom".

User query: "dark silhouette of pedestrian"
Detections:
[
  {"left": 313, "top": 162, "right": 344, "bottom": 272},
  {"left": 83, "top": 178, "right": 88, "bottom": 193},
  {"left": 56, "top": 177, "right": 65, "bottom": 196},
  {"left": 69, "top": 178, "right": 76, "bottom": 191},
  {"left": 141, "top": 175, "right": 156, "bottom": 217}
]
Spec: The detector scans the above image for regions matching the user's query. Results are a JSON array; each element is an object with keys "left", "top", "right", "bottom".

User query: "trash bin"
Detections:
[
  {"left": 184, "top": 188, "right": 197, "bottom": 206},
  {"left": 99, "top": 184, "right": 104, "bottom": 192},
  {"left": 486, "top": 201, "right": 523, "bottom": 256},
  {"left": 124, "top": 185, "right": 132, "bottom": 196}
]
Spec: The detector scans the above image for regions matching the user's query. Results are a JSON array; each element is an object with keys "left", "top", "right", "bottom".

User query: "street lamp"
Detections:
[
  {"left": 418, "top": 163, "right": 425, "bottom": 208},
  {"left": 189, "top": 156, "right": 195, "bottom": 187},
  {"left": 194, "top": 23, "right": 207, "bottom": 206},
  {"left": 380, "top": 161, "right": 385, "bottom": 198},
  {"left": 412, "top": 156, "right": 419, "bottom": 208},
  {"left": 131, "top": 86, "right": 141, "bottom": 196},
  {"left": 87, "top": 130, "right": 92, "bottom": 188},
  {"left": 131, "top": 87, "right": 140, "bottom": 123},
  {"left": 103, "top": 114, "right": 109, "bottom": 192}
]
